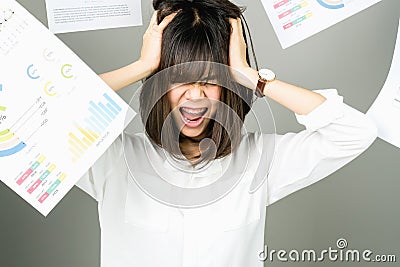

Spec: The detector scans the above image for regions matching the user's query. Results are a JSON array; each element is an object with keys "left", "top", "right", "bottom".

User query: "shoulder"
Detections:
[
  {"left": 91, "top": 133, "right": 150, "bottom": 173},
  {"left": 241, "top": 131, "right": 281, "bottom": 153}
]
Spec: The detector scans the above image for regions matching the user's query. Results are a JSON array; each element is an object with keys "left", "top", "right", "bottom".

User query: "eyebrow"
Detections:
[{"left": 198, "top": 74, "right": 217, "bottom": 82}]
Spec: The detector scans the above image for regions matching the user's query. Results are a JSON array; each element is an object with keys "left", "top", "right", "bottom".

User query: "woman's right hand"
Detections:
[
  {"left": 139, "top": 11, "right": 177, "bottom": 75},
  {"left": 99, "top": 11, "right": 177, "bottom": 91}
]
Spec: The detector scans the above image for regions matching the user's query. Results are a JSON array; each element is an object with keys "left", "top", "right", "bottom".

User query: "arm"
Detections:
[
  {"left": 255, "top": 89, "right": 377, "bottom": 205},
  {"left": 228, "top": 19, "right": 378, "bottom": 205},
  {"left": 228, "top": 18, "right": 326, "bottom": 115},
  {"left": 77, "top": 12, "right": 177, "bottom": 199},
  {"left": 100, "top": 11, "right": 177, "bottom": 91}
]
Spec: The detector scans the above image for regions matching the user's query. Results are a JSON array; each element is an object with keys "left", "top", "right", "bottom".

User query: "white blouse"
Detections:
[{"left": 76, "top": 89, "right": 377, "bottom": 267}]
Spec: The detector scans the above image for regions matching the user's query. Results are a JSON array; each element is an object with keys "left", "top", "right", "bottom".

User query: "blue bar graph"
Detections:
[
  {"left": 89, "top": 106, "right": 108, "bottom": 128},
  {"left": 90, "top": 101, "right": 112, "bottom": 123},
  {"left": 87, "top": 93, "right": 122, "bottom": 128},
  {"left": 107, "top": 103, "right": 118, "bottom": 116},
  {"left": 104, "top": 93, "right": 122, "bottom": 112},
  {"left": 99, "top": 102, "right": 115, "bottom": 119}
]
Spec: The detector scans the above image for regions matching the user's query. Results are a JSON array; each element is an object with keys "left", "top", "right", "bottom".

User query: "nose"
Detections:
[{"left": 185, "top": 82, "right": 205, "bottom": 99}]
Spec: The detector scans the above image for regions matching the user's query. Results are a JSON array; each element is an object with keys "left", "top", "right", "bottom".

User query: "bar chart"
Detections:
[
  {"left": 13, "top": 153, "right": 68, "bottom": 204},
  {"left": 68, "top": 93, "right": 122, "bottom": 162},
  {"left": 272, "top": 1, "right": 313, "bottom": 31},
  {"left": 0, "top": 0, "right": 135, "bottom": 215}
]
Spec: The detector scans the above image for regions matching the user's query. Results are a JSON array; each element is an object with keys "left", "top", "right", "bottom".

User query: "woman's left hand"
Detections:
[
  {"left": 228, "top": 18, "right": 249, "bottom": 72},
  {"left": 228, "top": 18, "right": 258, "bottom": 89}
]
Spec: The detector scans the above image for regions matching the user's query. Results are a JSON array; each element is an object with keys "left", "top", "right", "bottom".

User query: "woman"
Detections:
[{"left": 77, "top": 0, "right": 377, "bottom": 266}]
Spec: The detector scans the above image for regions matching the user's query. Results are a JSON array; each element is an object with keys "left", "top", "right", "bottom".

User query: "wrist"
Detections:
[
  {"left": 231, "top": 66, "right": 259, "bottom": 91},
  {"left": 135, "top": 59, "right": 155, "bottom": 80}
]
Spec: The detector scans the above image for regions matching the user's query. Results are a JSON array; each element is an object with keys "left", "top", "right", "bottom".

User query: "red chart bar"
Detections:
[
  {"left": 279, "top": 10, "right": 292, "bottom": 19},
  {"left": 27, "top": 179, "right": 42, "bottom": 194},
  {"left": 283, "top": 22, "right": 293, "bottom": 30},
  {"left": 38, "top": 192, "right": 49, "bottom": 203},
  {"left": 16, "top": 169, "right": 33, "bottom": 185},
  {"left": 274, "top": 0, "right": 289, "bottom": 9}
]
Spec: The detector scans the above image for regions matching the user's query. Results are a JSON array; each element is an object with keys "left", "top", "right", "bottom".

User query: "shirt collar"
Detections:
[{"left": 162, "top": 152, "right": 224, "bottom": 178}]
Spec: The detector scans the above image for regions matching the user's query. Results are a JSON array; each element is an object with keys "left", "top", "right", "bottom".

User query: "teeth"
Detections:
[{"left": 181, "top": 107, "right": 207, "bottom": 115}]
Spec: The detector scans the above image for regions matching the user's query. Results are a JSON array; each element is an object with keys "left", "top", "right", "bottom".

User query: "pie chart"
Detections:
[
  {"left": 316, "top": 0, "right": 345, "bottom": 9},
  {"left": 0, "top": 129, "right": 26, "bottom": 157}
]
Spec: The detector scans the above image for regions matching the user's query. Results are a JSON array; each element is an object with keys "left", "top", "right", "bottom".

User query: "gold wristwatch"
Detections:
[{"left": 255, "top": 68, "right": 276, "bottom": 97}]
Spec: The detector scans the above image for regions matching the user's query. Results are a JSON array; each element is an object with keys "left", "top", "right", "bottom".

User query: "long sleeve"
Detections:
[{"left": 258, "top": 89, "right": 378, "bottom": 206}]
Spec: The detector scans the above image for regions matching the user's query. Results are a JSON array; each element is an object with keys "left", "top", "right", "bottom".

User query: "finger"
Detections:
[
  {"left": 229, "top": 18, "right": 240, "bottom": 36},
  {"left": 157, "top": 11, "right": 178, "bottom": 30},
  {"left": 149, "top": 11, "right": 158, "bottom": 27},
  {"left": 237, "top": 17, "right": 244, "bottom": 36}
]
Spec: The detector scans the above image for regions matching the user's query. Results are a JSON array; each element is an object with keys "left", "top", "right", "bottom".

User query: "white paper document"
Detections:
[
  {"left": 0, "top": 0, "right": 136, "bottom": 216},
  {"left": 261, "top": 0, "right": 381, "bottom": 49},
  {"left": 366, "top": 20, "right": 400, "bottom": 149},
  {"left": 45, "top": 0, "right": 142, "bottom": 34}
]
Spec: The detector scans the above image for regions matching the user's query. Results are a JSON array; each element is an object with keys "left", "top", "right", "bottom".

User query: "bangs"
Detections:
[
  {"left": 160, "top": 14, "right": 229, "bottom": 85},
  {"left": 166, "top": 61, "right": 229, "bottom": 86}
]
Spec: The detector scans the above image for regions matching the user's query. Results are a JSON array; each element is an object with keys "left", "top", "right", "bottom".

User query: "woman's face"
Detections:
[{"left": 167, "top": 81, "right": 221, "bottom": 138}]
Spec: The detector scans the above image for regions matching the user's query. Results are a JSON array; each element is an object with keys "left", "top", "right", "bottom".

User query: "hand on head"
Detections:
[
  {"left": 228, "top": 18, "right": 251, "bottom": 76},
  {"left": 227, "top": 17, "right": 260, "bottom": 90},
  {"left": 139, "top": 11, "right": 178, "bottom": 75}
]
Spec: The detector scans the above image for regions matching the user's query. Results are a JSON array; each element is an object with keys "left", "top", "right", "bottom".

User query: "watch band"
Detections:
[
  {"left": 255, "top": 79, "right": 266, "bottom": 98},
  {"left": 255, "top": 69, "right": 276, "bottom": 98}
]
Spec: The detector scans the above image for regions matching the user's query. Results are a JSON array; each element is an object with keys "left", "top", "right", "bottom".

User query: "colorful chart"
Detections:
[
  {"left": 43, "top": 81, "right": 57, "bottom": 96},
  {"left": 61, "top": 64, "right": 73, "bottom": 79},
  {"left": 68, "top": 93, "right": 122, "bottom": 162},
  {"left": 38, "top": 173, "right": 67, "bottom": 203},
  {"left": 273, "top": 1, "right": 313, "bottom": 31},
  {"left": 316, "top": 0, "right": 345, "bottom": 9},
  {"left": 26, "top": 64, "right": 40, "bottom": 79},
  {"left": 0, "top": 0, "right": 136, "bottom": 216},
  {"left": 13, "top": 152, "right": 68, "bottom": 204},
  {"left": 16, "top": 155, "right": 46, "bottom": 185},
  {"left": 0, "top": 129, "right": 26, "bottom": 157}
]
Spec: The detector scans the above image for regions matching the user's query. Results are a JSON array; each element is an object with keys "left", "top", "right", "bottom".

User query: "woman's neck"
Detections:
[
  {"left": 179, "top": 130, "right": 210, "bottom": 164},
  {"left": 179, "top": 138, "right": 201, "bottom": 164}
]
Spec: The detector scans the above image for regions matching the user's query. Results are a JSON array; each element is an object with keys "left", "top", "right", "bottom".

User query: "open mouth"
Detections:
[{"left": 179, "top": 107, "right": 208, "bottom": 127}]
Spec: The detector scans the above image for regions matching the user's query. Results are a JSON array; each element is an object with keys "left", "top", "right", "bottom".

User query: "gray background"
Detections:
[{"left": 1, "top": 0, "right": 399, "bottom": 266}]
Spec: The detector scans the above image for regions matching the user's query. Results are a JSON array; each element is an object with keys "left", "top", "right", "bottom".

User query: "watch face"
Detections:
[{"left": 259, "top": 69, "right": 276, "bottom": 81}]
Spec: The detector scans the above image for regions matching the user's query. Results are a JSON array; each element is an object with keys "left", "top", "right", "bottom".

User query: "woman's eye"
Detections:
[{"left": 202, "top": 81, "right": 218, "bottom": 86}]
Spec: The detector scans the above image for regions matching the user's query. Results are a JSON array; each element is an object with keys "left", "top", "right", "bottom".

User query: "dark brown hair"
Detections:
[{"left": 140, "top": 0, "right": 255, "bottom": 166}]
